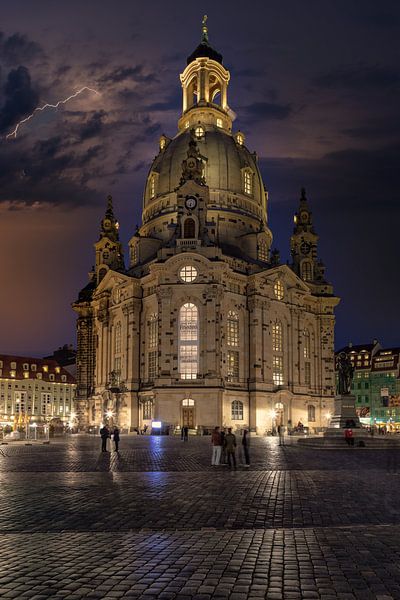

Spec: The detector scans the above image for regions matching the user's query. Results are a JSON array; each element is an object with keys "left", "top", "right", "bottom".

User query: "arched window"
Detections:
[
  {"left": 231, "top": 400, "right": 243, "bottom": 420},
  {"left": 114, "top": 322, "right": 121, "bottom": 354},
  {"left": 149, "top": 174, "right": 156, "bottom": 199},
  {"left": 272, "top": 321, "right": 284, "bottom": 386},
  {"left": 308, "top": 404, "right": 316, "bottom": 422},
  {"left": 258, "top": 241, "right": 268, "bottom": 262},
  {"left": 301, "top": 261, "right": 313, "bottom": 282},
  {"left": 303, "top": 329, "right": 310, "bottom": 359},
  {"left": 179, "top": 303, "right": 198, "bottom": 379},
  {"left": 183, "top": 218, "right": 196, "bottom": 239},
  {"left": 243, "top": 170, "right": 252, "bottom": 195},
  {"left": 182, "top": 398, "right": 195, "bottom": 406},
  {"left": 148, "top": 314, "right": 158, "bottom": 380},
  {"left": 209, "top": 72, "right": 222, "bottom": 105}
]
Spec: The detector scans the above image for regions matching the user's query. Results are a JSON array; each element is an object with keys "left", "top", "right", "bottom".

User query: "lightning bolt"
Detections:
[{"left": 5, "top": 86, "right": 100, "bottom": 139}]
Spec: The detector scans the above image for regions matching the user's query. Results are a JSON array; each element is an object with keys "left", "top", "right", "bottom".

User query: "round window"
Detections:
[
  {"left": 179, "top": 265, "right": 198, "bottom": 283},
  {"left": 274, "top": 279, "right": 284, "bottom": 300}
]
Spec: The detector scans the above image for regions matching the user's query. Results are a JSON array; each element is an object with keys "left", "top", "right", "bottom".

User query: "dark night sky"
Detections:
[{"left": 0, "top": 0, "right": 399, "bottom": 356}]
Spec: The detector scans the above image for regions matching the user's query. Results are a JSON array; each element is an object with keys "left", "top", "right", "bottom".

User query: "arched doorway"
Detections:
[{"left": 182, "top": 398, "right": 195, "bottom": 428}]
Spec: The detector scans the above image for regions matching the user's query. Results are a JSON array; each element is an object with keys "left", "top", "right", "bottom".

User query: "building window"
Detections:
[
  {"left": 143, "top": 400, "right": 152, "bottom": 420},
  {"left": 148, "top": 314, "right": 158, "bottom": 348},
  {"left": 273, "top": 356, "right": 284, "bottom": 386},
  {"left": 308, "top": 404, "right": 316, "bottom": 422},
  {"left": 227, "top": 311, "right": 239, "bottom": 347},
  {"left": 148, "top": 351, "right": 158, "bottom": 380},
  {"left": 23, "top": 372, "right": 29, "bottom": 379},
  {"left": 244, "top": 170, "right": 252, "bottom": 195},
  {"left": 182, "top": 398, "right": 195, "bottom": 406},
  {"left": 179, "top": 303, "right": 198, "bottom": 379},
  {"left": 258, "top": 241, "right": 268, "bottom": 262},
  {"left": 31, "top": 364, "right": 37, "bottom": 371},
  {"left": 272, "top": 322, "right": 283, "bottom": 352},
  {"left": 194, "top": 125, "right": 205, "bottom": 139},
  {"left": 216, "top": 118, "right": 223, "bottom": 128},
  {"left": 23, "top": 363, "right": 29, "bottom": 371},
  {"left": 273, "top": 280, "right": 284, "bottom": 300},
  {"left": 227, "top": 350, "right": 239, "bottom": 381},
  {"left": 10, "top": 370, "right": 16, "bottom": 378},
  {"left": 231, "top": 400, "right": 243, "bottom": 420},
  {"left": 303, "top": 329, "right": 311, "bottom": 359},
  {"left": 115, "top": 322, "right": 122, "bottom": 354},
  {"left": 305, "top": 362, "right": 311, "bottom": 386},
  {"left": 183, "top": 218, "right": 196, "bottom": 239},
  {"left": 179, "top": 265, "right": 198, "bottom": 283},
  {"left": 150, "top": 174, "right": 156, "bottom": 198},
  {"left": 49, "top": 374, "right": 55, "bottom": 381},
  {"left": 41, "top": 393, "right": 52, "bottom": 415},
  {"left": 301, "top": 261, "right": 313, "bottom": 282}
]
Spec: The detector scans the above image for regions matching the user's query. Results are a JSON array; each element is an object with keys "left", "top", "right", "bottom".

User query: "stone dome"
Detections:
[{"left": 144, "top": 126, "right": 266, "bottom": 216}]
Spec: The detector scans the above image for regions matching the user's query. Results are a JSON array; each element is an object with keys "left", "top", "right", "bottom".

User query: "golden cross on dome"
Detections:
[{"left": 202, "top": 15, "right": 208, "bottom": 42}]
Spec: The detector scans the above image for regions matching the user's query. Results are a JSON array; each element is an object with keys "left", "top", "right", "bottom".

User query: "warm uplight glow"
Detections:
[
  {"left": 325, "top": 412, "right": 332, "bottom": 420},
  {"left": 270, "top": 410, "right": 277, "bottom": 419},
  {"left": 106, "top": 410, "right": 114, "bottom": 418}
]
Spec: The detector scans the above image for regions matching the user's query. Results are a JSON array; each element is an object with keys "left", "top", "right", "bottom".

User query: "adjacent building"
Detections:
[
  {"left": 73, "top": 22, "right": 339, "bottom": 433},
  {"left": 336, "top": 342, "right": 400, "bottom": 430},
  {"left": 0, "top": 355, "right": 76, "bottom": 429}
]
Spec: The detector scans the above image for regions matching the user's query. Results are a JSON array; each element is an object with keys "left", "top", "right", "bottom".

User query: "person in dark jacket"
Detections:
[
  {"left": 113, "top": 427, "right": 120, "bottom": 453},
  {"left": 100, "top": 425, "right": 110, "bottom": 452},
  {"left": 242, "top": 429, "right": 250, "bottom": 467},
  {"left": 225, "top": 427, "right": 237, "bottom": 469},
  {"left": 183, "top": 426, "right": 189, "bottom": 441}
]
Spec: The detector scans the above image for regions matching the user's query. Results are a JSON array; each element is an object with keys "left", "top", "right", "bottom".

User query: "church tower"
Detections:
[
  {"left": 290, "top": 188, "right": 333, "bottom": 296},
  {"left": 73, "top": 19, "right": 339, "bottom": 434},
  {"left": 95, "top": 195, "right": 124, "bottom": 283}
]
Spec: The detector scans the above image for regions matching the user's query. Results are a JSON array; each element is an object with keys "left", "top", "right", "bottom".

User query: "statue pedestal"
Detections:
[{"left": 325, "top": 394, "right": 363, "bottom": 437}]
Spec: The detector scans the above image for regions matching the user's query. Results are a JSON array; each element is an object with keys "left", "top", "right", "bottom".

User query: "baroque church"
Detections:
[{"left": 73, "top": 21, "right": 339, "bottom": 433}]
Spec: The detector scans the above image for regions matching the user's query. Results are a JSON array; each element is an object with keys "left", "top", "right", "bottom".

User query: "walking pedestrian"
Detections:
[
  {"left": 100, "top": 425, "right": 110, "bottom": 452},
  {"left": 211, "top": 426, "right": 222, "bottom": 465},
  {"left": 242, "top": 429, "right": 250, "bottom": 467},
  {"left": 277, "top": 424, "right": 284, "bottom": 446},
  {"left": 183, "top": 426, "right": 189, "bottom": 442},
  {"left": 225, "top": 427, "right": 237, "bottom": 469},
  {"left": 113, "top": 426, "right": 120, "bottom": 453},
  {"left": 181, "top": 426, "right": 184, "bottom": 441}
]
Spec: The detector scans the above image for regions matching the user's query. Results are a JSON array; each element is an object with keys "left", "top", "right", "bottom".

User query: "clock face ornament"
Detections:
[{"left": 185, "top": 196, "right": 197, "bottom": 210}]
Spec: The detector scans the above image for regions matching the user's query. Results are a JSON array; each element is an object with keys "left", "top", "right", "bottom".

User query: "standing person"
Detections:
[
  {"left": 113, "top": 427, "right": 120, "bottom": 453},
  {"left": 220, "top": 428, "right": 226, "bottom": 464},
  {"left": 181, "top": 426, "right": 184, "bottom": 441},
  {"left": 344, "top": 427, "right": 354, "bottom": 447},
  {"left": 225, "top": 427, "right": 237, "bottom": 469},
  {"left": 242, "top": 429, "right": 250, "bottom": 467},
  {"left": 100, "top": 425, "right": 110, "bottom": 452},
  {"left": 183, "top": 425, "right": 189, "bottom": 441},
  {"left": 277, "top": 424, "right": 284, "bottom": 446},
  {"left": 211, "top": 426, "right": 222, "bottom": 466}
]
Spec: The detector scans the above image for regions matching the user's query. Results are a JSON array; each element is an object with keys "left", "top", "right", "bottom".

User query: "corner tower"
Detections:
[{"left": 290, "top": 188, "right": 333, "bottom": 295}]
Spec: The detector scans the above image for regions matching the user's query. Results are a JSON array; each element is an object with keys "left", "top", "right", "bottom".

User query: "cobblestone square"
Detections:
[{"left": 1, "top": 435, "right": 400, "bottom": 599}]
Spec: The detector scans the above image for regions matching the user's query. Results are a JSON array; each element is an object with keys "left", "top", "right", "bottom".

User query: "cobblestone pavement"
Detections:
[{"left": 1, "top": 435, "right": 400, "bottom": 599}]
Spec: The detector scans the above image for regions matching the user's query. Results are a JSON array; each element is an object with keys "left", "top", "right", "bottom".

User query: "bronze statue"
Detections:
[{"left": 336, "top": 351, "right": 354, "bottom": 395}]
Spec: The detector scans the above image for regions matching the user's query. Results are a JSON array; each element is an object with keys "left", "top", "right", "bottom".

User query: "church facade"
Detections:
[{"left": 73, "top": 23, "right": 339, "bottom": 434}]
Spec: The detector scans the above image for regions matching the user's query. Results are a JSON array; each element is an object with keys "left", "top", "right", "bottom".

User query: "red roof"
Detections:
[{"left": 0, "top": 354, "right": 76, "bottom": 384}]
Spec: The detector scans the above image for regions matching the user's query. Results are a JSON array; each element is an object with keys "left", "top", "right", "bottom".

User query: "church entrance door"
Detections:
[{"left": 182, "top": 407, "right": 194, "bottom": 428}]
